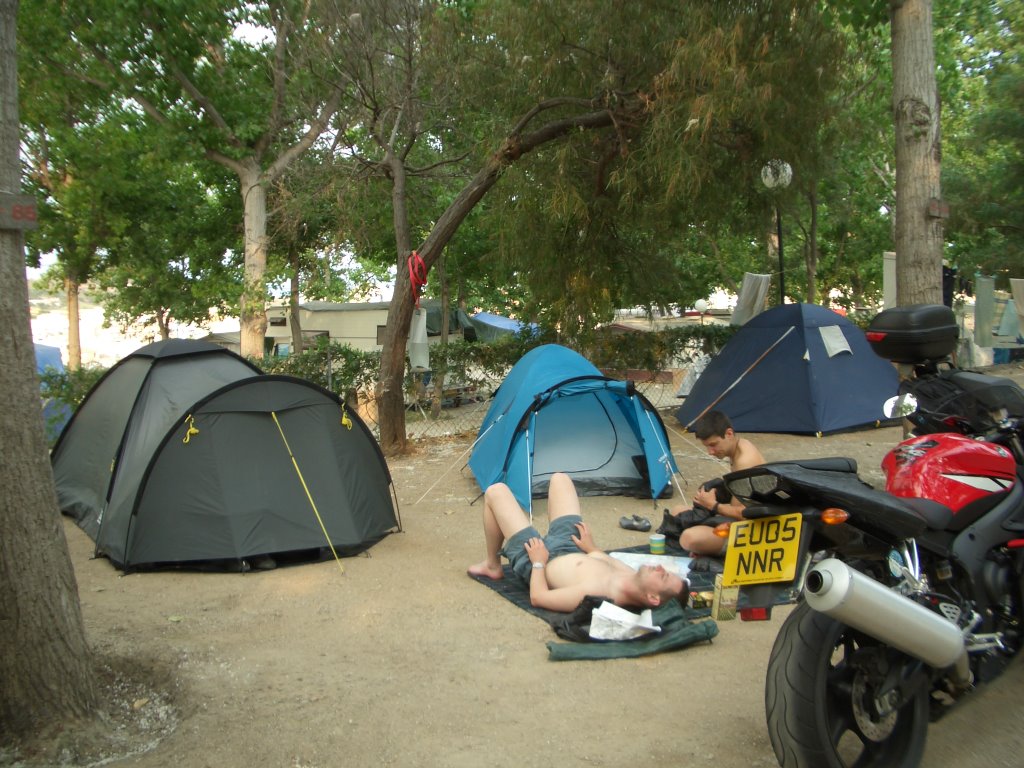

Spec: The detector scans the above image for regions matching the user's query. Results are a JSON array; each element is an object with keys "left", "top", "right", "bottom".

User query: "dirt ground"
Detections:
[{"left": 10, "top": 367, "right": 1024, "bottom": 768}]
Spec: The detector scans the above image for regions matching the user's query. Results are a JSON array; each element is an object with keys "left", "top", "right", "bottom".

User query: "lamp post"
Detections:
[
  {"left": 694, "top": 298, "right": 708, "bottom": 325},
  {"left": 761, "top": 160, "right": 792, "bottom": 306}
]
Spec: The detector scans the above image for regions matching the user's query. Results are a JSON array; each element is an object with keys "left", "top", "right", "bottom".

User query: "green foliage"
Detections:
[
  {"left": 23, "top": 0, "right": 1018, "bottom": 363},
  {"left": 37, "top": 366, "right": 107, "bottom": 409},
  {"left": 257, "top": 339, "right": 382, "bottom": 397},
  {"left": 940, "top": 0, "right": 1024, "bottom": 283},
  {"left": 423, "top": 331, "right": 552, "bottom": 392},
  {"left": 258, "top": 323, "right": 732, "bottom": 403},
  {"left": 37, "top": 365, "right": 108, "bottom": 441},
  {"left": 423, "top": 324, "right": 737, "bottom": 399},
  {"left": 587, "top": 324, "right": 738, "bottom": 375}
]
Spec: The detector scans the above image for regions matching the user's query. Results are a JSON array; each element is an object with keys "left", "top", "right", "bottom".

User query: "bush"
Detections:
[
  {"left": 257, "top": 324, "right": 736, "bottom": 400},
  {"left": 37, "top": 365, "right": 108, "bottom": 446},
  {"left": 585, "top": 324, "right": 737, "bottom": 374},
  {"left": 257, "top": 338, "right": 381, "bottom": 397},
  {"left": 38, "top": 365, "right": 107, "bottom": 411}
]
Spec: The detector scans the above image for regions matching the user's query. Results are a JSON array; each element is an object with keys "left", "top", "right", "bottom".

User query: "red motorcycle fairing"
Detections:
[{"left": 883, "top": 432, "right": 1017, "bottom": 513}]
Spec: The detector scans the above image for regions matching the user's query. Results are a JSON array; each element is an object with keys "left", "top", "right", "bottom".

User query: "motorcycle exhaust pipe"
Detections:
[{"left": 805, "top": 558, "right": 972, "bottom": 687}]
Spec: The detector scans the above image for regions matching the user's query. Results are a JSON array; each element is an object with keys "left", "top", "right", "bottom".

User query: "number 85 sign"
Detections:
[{"left": 0, "top": 192, "right": 38, "bottom": 231}]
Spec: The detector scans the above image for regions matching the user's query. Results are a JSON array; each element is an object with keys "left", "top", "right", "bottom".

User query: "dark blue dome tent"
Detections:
[
  {"left": 468, "top": 344, "right": 678, "bottom": 512},
  {"left": 676, "top": 303, "right": 899, "bottom": 435}
]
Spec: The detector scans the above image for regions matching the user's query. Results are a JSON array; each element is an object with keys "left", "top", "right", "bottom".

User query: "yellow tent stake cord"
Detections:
[{"left": 271, "top": 411, "right": 345, "bottom": 576}]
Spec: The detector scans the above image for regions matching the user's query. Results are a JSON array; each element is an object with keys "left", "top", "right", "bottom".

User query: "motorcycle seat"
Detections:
[
  {"left": 787, "top": 457, "right": 859, "bottom": 474},
  {"left": 900, "top": 497, "right": 954, "bottom": 531}
]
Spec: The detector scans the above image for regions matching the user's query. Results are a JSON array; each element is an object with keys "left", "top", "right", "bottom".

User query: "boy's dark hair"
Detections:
[{"left": 693, "top": 410, "right": 732, "bottom": 441}]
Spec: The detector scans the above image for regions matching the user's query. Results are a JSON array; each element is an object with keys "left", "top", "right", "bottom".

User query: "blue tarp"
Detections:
[
  {"left": 469, "top": 344, "right": 678, "bottom": 511},
  {"left": 675, "top": 303, "right": 899, "bottom": 435},
  {"left": 34, "top": 343, "right": 72, "bottom": 442},
  {"left": 469, "top": 312, "right": 537, "bottom": 342}
]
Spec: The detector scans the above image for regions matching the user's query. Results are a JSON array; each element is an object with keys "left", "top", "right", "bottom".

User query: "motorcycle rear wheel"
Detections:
[{"left": 766, "top": 602, "right": 930, "bottom": 768}]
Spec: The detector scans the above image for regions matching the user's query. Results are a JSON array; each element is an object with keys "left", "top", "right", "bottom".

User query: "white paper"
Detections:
[{"left": 588, "top": 601, "right": 662, "bottom": 641}]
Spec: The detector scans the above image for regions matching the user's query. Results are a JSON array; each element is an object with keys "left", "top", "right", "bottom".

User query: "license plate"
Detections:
[{"left": 721, "top": 513, "right": 802, "bottom": 587}]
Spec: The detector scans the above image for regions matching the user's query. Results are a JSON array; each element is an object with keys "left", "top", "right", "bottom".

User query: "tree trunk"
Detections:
[
  {"left": 806, "top": 185, "right": 819, "bottom": 304},
  {"left": 891, "top": 0, "right": 943, "bottom": 306},
  {"left": 374, "top": 109, "right": 616, "bottom": 454},
  {"left": 0, "top": 0, "right": 99, "bottom": 734},
  {"left": 238, "top": 165, "right": 269, "bottom": 360},
  {"left": 156, "top": 308, "right": 170, "bottom": 340},
  {"left": 289, "top": 250, "right": 303, "bottom": 355},
  {"left": 65, "top": 275, "right": 81, "bottom": 370},
  {"left": 377, "top": 150, "right": 415, "bottom": 455},
  {"left": 431, "top": 253, "right": 449, "bottom": 419}
]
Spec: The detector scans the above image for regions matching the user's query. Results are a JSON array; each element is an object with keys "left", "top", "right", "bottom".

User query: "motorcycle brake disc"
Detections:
[{"left": 851, "top": 672, "right": 899, "bottom": 741}]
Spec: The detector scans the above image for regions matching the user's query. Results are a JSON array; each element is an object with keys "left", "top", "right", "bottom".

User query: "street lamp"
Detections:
[
  {"left": 761, "top": 159, "right": 792, "bottom": 306},
  {"left": 694, "top": 298, "right": 708, "bottom": 325}
]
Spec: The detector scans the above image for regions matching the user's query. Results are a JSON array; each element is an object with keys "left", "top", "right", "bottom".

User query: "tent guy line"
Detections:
[
  {"left": 270, "top": 410, "right": 345, "bottom": 576},
  {"left": 412, "top": 440, "right": 476, "bottom": 506}
]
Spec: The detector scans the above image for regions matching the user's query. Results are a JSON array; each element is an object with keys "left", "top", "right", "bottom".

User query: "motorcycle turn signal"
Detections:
[{"left": 820, "top": 507, "right": 849, "bottom": 525}]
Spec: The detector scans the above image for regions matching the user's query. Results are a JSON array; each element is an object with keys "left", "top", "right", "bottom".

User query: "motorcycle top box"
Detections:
[
  {"left": 866, "top": 303, "right": 959, "bottom": 363},
  {"left": 883, "top": 432, "right": 1016, "bottom": 522}
]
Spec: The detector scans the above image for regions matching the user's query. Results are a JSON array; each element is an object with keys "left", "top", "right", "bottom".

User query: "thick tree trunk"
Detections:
[
  {"left": 65, "top": 276, "right": 81, "bottom": 370},
  {"left": 239, "top": 165, "right": 269, "bottom": 360},
  {"left": 891, "top": 0, "right": 943, "bottom": 306},
  {"left": 377, "top": 152, "right": 415, "bottom": 454},
  {"left": 0, "top": 0, "right": 99, "bottom": 734}
]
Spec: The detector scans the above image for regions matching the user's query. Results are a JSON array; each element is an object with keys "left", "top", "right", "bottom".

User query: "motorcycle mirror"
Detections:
[{"left": 884, "top": 393, "right": 919, "bottom": 419}]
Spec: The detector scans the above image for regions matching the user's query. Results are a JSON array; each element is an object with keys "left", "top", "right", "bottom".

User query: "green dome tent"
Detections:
[{"left": 51, "top": 340, "right": 399, "bottom": 571}]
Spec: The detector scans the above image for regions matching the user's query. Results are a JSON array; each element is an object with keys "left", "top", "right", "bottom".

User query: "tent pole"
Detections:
[
  {"left": 641, "top": 407, "right": 683, "bottom": 501},
  {"left": 683, "top": 326, "right": 795, "bottom": 430},
  {"left": 525, "top": 412, "right": 536, "bottom": 522}
]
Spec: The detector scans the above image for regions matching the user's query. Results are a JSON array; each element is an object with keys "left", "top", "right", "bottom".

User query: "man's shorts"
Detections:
[{"left": 502, "top": 514, "right": 584, "bottom": 583}]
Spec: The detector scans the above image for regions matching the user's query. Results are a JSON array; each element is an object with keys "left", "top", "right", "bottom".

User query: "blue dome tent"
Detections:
[
  {"left": 468, "top": 344, "right": 678, "bottom": 511},
  {"left": 675, "top": 303, "right": 899, "bottom": 435}
]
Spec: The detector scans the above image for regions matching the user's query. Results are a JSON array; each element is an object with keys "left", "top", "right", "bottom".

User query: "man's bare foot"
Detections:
[{"left": 467, "top": 561, "right": 504, "bottom": 580}]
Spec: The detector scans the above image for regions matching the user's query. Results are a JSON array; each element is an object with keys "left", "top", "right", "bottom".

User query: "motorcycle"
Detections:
[{"left": 717, "top": 304, "right": 1024, "bottom": 767}]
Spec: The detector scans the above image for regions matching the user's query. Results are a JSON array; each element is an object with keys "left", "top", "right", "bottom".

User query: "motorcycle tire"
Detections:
[{"left": 765, "top": 602, "right": 930, "bottom": 768}]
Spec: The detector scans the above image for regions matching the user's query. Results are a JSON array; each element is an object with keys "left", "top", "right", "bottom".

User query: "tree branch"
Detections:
[
  {"left": 256, "top": 1, "right": 291, "bottom": 156},
  {"left": 417, "top": 106, "right": 617, "bottom": 267},
  {"left": 169, "top": 65, "right": 241, "bottom": 149},
  {"left": 510, "top": 97, "right": 604, "bottom": 135},
  {"left": 263, "top": 85, "right": 346, "bottom": 183}
]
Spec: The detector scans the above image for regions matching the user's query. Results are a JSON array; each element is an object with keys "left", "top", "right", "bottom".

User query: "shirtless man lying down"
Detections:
[{"left": 468, "top": 472, "right": 687, "bottom": 613}]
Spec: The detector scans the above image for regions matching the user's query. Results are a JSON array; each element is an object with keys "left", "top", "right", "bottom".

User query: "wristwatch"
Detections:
[
  {"left": 532, "top": 561, "right": 545, "bottom": 570},
  {"left": 712, "top": 501, "right": 720, "bottom": 514}
]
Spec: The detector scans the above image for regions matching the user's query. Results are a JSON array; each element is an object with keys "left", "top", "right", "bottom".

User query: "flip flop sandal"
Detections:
[{"left": 618, "top": 514, "right": 652, "bottom": 532}]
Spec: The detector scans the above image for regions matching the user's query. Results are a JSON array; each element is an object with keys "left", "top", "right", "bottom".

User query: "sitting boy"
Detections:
[{"left": 664, "top": 410, "right": 765, "bottom": 556}]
